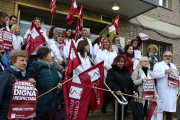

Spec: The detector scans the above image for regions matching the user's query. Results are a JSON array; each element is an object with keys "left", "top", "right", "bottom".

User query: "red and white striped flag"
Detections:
[
  {"left": 66, "top": 0, "right": 79, "bottom": 25},
  {"left": 50, "top": 0, "right": 56, "bottom": 17},
  {"left": 139, "top": 33, "right": 150, "bottom": 41},
  {"left": 79, "top": 5, "right": 83, "bottom": 28},
  {"left": 111, "top": 15, "right": 119, "bottom": 35}
]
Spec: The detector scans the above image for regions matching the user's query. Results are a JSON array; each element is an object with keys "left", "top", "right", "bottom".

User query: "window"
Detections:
[
  {"left": 159, "top": 0, "right": 168, "bottom": 8},
  {"left": 141, "top": 39, "right": 172, "bottom": 57}
]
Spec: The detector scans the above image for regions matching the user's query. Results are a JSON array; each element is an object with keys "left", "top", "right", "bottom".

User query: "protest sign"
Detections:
[
  {"left": 143, "top": 79, "right": 154, "bottom": 100},
  {"left": 112, "top": 44, "right": 119, "bottom": 55},
  {"left": 7, "top": 80, "right": 38, "bottom": 119},
  {"left": 168, "top": 68, "right": 179, "bottom": 88}
]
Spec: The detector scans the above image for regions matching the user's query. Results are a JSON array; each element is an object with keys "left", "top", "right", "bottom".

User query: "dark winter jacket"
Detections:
[
  {"left": 28, "top": 60, "right": 62, "bottom": 120},
  {"left": 106, "top": 65, "right": 138, "bottom": 95},
  {"left": 123, "top": 53, "right": 133, "bottom": 75},
  {"left": 0, "top": 66, "right": 29, "bottom": 120}
]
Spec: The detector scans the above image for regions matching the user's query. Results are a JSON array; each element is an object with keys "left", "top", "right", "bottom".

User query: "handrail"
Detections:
[{"left": 104, "top": 82, "right": 128, "bottom": 105}]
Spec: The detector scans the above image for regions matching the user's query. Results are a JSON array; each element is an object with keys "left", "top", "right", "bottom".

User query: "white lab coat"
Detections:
[
  {"left": 63, "top": 38, "right": 75, "bottom": 60},
  {"left": 47, "top": 38, "right": 56, "bottom": 46},
  {"left": 50, "top": 44, "right": 63, "bottom": 61},
  {"left": 76, "top": 37, "right": 93, "bottom": 59},
  {"left": 153, "top": 61, "right": 180, "bottom": 112},
  {"left": 72, "top": 52, "right": 91, "bottom": 84},
  {"left": 24, "top": 29, "right": 48, "bottom": 55},
  {"left": 96, "top": 49, "right": 117, "bottom": 78},
  {"left": 93, "top": 43, "right": 99, "bottom": 63},
  {"left": 12, "top": 35, "right": 23, "bottom": 50}
]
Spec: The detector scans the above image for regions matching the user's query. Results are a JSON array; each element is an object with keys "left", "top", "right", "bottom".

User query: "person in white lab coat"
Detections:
[
  {"left": 11, "top": 24, "right": 23, "bottom": 50},
  {"left": 72, "top": 40, "right": 91, "bottom": 84},
  {"left": 63, "top": 28, "right": 75, "bottom": 60},
  {"left": 153, "top": 51, "right": 180, "bottom": 120},
  {"left": 47, "top": 26, "right": 58, "bottom": 46},
  {"left": 93, "top": 35, "right": 105, "bottom": 62},
  {"left": 76, "top": 29, "right": 93, "bottom": 59},
  {"left": 96, "top": 37, "right": 117, "bottom": 78},
  {"left": 24, "top": 17, "right": 48, "bottom": 69}
]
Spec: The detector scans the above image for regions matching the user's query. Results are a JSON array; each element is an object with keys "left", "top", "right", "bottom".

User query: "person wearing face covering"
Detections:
[{"left": 153, "top": 51, "right": 180, "bottom": 120}]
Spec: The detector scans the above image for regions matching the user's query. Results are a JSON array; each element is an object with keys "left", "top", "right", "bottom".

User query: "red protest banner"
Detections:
[
  {"left": 112, "top": 44, "right": 119, "bottom": 55},
  {"left": 143, "top": 79, "right": 154, "bottom": 100},
  {"left": 7, "top": 80, "right": 38, "bottom": 120},
  {"left": 168, "top": 68, "right": 179, "bottom": 88},
  {"left": 2, "top": 31, "right": 13, "bottom": 50},
  {"left": 79, "top": 61, "right": 104, "bottom": 111},
  {"left": 63, "top": 81, "right": 92, "bottom": 120},
  {"left": 0, "top": 30, "right": 4, "bottom": 52}
]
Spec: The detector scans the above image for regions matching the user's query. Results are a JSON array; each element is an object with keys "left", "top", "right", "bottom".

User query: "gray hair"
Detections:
[
  {"left": 163, "top": 51, "right": 172, "bottom": 56},
  {"left": 136, "top": 56, "right": 150, "bottom": 69}
]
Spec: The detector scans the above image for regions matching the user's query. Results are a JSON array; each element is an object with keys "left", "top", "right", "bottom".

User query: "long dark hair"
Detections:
[
  {"left": 48, "top": 26, "right": 56, "bottom": 39},
  {"left": 77, "top": 40, "right": 89, "bottom": 58},
  {"left": 66, "top": 28, "right": 72, "bottom": 39},
  {"left": 111, "top": 55, "right": 126, "bottom": 67}
]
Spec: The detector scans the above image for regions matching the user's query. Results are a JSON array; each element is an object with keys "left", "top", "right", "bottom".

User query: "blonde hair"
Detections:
[
  {"left": 10, "top": 50, "right": 29, "bottom": 64},
  {"left": 11, "top": 24, "right": 21, "bottom": 36},
  {"left": 147, "top": 44, "right": 158, "bottom": 52},
  {"left": 101, "top": 38, "right": 114, "bottom": 52},
  {"left": 136, "top": 56, "right": 150, "bottom": 69}
]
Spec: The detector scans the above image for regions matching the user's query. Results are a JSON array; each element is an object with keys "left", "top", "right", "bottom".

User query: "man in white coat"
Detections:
[
  {"left": 76, "top": 29, "right": 93, "bottom": 59},
  {"left": 153, "top": 51, "right": 179, "bottom": 120}
]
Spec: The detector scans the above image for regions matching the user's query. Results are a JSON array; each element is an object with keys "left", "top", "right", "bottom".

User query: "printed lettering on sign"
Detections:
[
  {"left": 31, "top": 27, "right": 39, "bottom": 39},
  {"left": 88, "top": 68, "right": 100, "bottom": 82},
  {"left": 69, "top": 86, "right": 82, "bottom": 99},
  {"left": 70, "top": 48, "right": 76, "bottom": 60}
]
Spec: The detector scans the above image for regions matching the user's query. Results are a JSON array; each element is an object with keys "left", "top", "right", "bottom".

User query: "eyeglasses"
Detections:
[
  {"left": 142, "top": 61, "right": 149, "bottom": 63},
  {"left": 164, "top": 55, "right": 172, "bottom": 57}
]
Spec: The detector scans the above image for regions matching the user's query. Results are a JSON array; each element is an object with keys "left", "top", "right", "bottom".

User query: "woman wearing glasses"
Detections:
[{"left": 131, "top": 56, "right": 158, "bottom": 117}]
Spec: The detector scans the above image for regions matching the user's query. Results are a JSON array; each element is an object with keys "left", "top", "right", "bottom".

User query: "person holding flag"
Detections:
[
  {"left": 63, "top": 28, "right": 76, "bottom": 60},
  {"left": 28, "top": 47, "right": 62, "bottom": 120},
  {"left": 72, "top": 40, "right": 91, "bottom": 83},
  {"left": 24, "top": 17, "right": 48, "bottom": 69},
  {"left": 106, "top": 55, "right": 138, "bottom": 120}
]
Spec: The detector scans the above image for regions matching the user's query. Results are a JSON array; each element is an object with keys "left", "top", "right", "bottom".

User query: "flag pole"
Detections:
[
  {"left": 51, "top": 15, "right": 53, "bottom": 26},
  {"left": 98, "top": 23, "right": 111, "bottom": 35},
  {"left": 172, "top": 92, "right": 180, "bottom": 109},
  {"left": 45, "top": 41, "right": 64, "bottom": 69}
]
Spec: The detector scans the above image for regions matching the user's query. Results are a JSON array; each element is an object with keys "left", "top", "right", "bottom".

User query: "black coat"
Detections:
[
  {"left": 0, "top": 66, "right": 29, "bottom": 120},
  {"left": 106, "top": 65, "right": 138, "bottom": 95}
]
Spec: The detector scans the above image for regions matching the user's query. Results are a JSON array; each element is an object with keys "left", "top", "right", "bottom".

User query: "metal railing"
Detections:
[{"left": 104, "top": 82, "right": 128, "bottom": 120}]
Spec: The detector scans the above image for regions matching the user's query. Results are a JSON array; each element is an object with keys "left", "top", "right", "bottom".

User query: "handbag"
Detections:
[{"left": 46, "top": 99, "right": 68, "bottom": 120}]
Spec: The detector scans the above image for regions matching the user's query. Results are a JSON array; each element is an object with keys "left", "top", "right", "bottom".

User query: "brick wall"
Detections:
[{"left": 143, "top": 0, "right": 180, "bottom": 26}]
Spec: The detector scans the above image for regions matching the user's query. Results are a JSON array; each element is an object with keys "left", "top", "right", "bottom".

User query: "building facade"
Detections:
[{"left": 0, "top": 0, "right": 180, "bottom": 70}]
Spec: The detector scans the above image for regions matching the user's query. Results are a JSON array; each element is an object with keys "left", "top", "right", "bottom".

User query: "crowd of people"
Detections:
[{"left": 0, "top": 11, "right": 179, "bottom": 120}]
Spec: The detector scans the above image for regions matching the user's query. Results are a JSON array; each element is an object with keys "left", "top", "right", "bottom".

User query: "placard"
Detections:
[
  {"left": 168, "top": 68, "right": 179, "bottom": 88},
  {"left": 133, "top": 50, "right": 141, "bottom": 70},
  {"left": 112, "top": 45, "right": 119, "bottom": 55},
  {"left": 7, "top": 80, "right": 38, "bottom": 119},
  {"left": 143, "top": 79, "right": 154, "bottom": 100},
  {"left": 3, "top": 31, "right": 13, "bottom": 50},
  {"left": 0, "top": 30, "right": 4, "bottom": 52}
]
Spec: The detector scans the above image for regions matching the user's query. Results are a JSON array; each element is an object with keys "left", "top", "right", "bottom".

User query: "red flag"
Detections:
[
  {"left": 64, "top": 41, "right": 81, "bottom": 80},
  {"left": 7, "top": 80, "right": 38, "bottom": 119},
  {"left": 63, "top": 81, "right": 92, "bottom": 120},
  {"left": 111, "top": 15, "right": 119, "bottom": 35},
  {"left": 78, "top": 61, "right": 104, "bottom": 111},
  {"left": 139, "top": 33, "right": 150, "bottom": 41},
  {"left": 79, "top": 5, "right": 83, "bottom": 28},
  {"left": 75, "top": 19, "right": 80, "bottom": 41},
  {"left": 25, "top": 21, "right": 46, "bottom": 58},
  {"left": 63, "top": 30, "right": 66, "bottom": 46},
  {"left": 146, "top": 102, "right": 157, "bottom": 120},
  {"left": 66, "top": 0, "right": 79, "bottom": 25},
  {"left": 99, "top": 35, "right": 102, "bottom": 49},
  {"left": 50, "top": 0, "right": 56, "bottom": 17}
]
